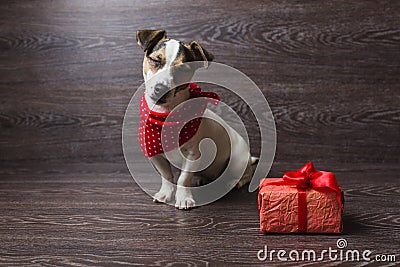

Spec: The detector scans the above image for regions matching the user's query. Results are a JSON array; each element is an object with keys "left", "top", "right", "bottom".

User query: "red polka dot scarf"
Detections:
[{"left": 138, "top": 83, "right": 220, "bottom": 157}]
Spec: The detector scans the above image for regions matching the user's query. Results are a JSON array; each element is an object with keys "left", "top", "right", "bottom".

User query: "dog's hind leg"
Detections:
[
  {"left": 250, "top": 156, "right": 259, "bottom": 165},
  {"left": 236, "top": 159, "right": 254, "bottom": 189}
]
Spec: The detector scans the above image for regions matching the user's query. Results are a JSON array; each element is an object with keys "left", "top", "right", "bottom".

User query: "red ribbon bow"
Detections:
[
  {"left": 283, "top": 162, "right": 342, "bottom": 202},
  {"left": 258, "top": 162, "right": 343, "bottom": 232}
]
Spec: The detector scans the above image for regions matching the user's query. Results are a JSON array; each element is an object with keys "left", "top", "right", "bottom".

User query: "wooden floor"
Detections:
[{"left": 1, "top": 0, "right": 399, "bottom": 266}]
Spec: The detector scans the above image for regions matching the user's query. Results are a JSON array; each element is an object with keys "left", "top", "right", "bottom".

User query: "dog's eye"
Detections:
[{"left": 149, "top": 57, "right": 161, "bottom": 68}]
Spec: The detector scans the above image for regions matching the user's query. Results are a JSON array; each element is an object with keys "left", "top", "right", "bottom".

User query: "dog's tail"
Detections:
[{"left": 250, "top": 156, "right": 259, "bottom": 165}]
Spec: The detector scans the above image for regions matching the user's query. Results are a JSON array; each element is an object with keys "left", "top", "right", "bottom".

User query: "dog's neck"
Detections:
[{"left": 145, "top": 88, "right": 191, "bottom": 113}]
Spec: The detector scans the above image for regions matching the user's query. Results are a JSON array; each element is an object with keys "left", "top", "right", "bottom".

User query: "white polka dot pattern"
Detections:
[{"left": 138, "top": 83, "right": 220, "bottom": 157}]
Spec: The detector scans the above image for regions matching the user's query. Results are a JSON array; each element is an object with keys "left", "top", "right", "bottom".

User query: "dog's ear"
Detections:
[
  {"left": 136, "top": 30, "right": 166, "bottom": 53},
  {"left": 188, "top": 41, "right": 214, "bottom": 68}
]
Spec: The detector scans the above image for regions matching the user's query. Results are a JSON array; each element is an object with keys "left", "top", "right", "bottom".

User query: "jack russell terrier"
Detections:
[{"left": 136, "top": 30, "right": 257, "bottom": 209}]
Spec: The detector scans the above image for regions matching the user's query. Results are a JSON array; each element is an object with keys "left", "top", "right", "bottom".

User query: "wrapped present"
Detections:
[{"left": 258, "top": 162, "right": 344, "bottom": 233}]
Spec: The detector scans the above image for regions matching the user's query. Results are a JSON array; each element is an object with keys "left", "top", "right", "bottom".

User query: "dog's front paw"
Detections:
[
  {"left": 175, "top": 187, "right": 195, "bottom": 210},
  {"left": 153, "top": 184, "right": 174, "bottom": 203}
]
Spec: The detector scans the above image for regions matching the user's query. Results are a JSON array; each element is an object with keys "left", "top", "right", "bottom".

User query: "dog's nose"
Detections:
[{"left": 154, "top": 83, "right": 168, "bottom": 96}]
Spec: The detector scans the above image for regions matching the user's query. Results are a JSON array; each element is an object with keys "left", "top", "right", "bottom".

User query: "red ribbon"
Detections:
[
  {"left": 144, "top": 83, "right": 220, "bottom": 127},
  {"left": 258, "top": 162, "right": 343, "bottom": 232}
]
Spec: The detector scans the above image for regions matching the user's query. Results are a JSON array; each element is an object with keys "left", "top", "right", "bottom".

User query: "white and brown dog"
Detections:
[{"left": 136, "top": 30, "right": 257, "bottom": 209}]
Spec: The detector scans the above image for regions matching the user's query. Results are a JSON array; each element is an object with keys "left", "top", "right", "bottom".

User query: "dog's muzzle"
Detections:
[
  {"left": 154, "top": 83, "right": 169, "bottom": 96},
  {"left": 151, "top": 83, "right": 170, "bottom": 103}
]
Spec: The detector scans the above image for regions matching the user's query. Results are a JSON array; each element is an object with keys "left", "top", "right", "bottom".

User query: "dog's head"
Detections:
[{"left": 136, "top": 30, "right": 214, "bottom": 104}]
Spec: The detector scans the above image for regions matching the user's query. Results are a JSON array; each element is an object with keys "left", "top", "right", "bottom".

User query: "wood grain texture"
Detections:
[{"left": 0, "top": 0, "right": 399, "bottom": 266}]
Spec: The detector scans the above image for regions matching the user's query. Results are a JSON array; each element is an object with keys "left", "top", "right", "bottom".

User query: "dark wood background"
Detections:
[{"left": 1, "top": 0, "right": 399, "bottom": 266}]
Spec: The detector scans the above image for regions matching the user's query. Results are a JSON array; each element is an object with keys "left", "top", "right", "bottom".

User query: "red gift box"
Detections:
[{"left": 258, "top": 162, "right": 344, "bottom": 233}]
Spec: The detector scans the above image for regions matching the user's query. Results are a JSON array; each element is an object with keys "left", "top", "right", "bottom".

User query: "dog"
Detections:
[{"left": 136, "top": 30, "right": 257, "bottom": 209}]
